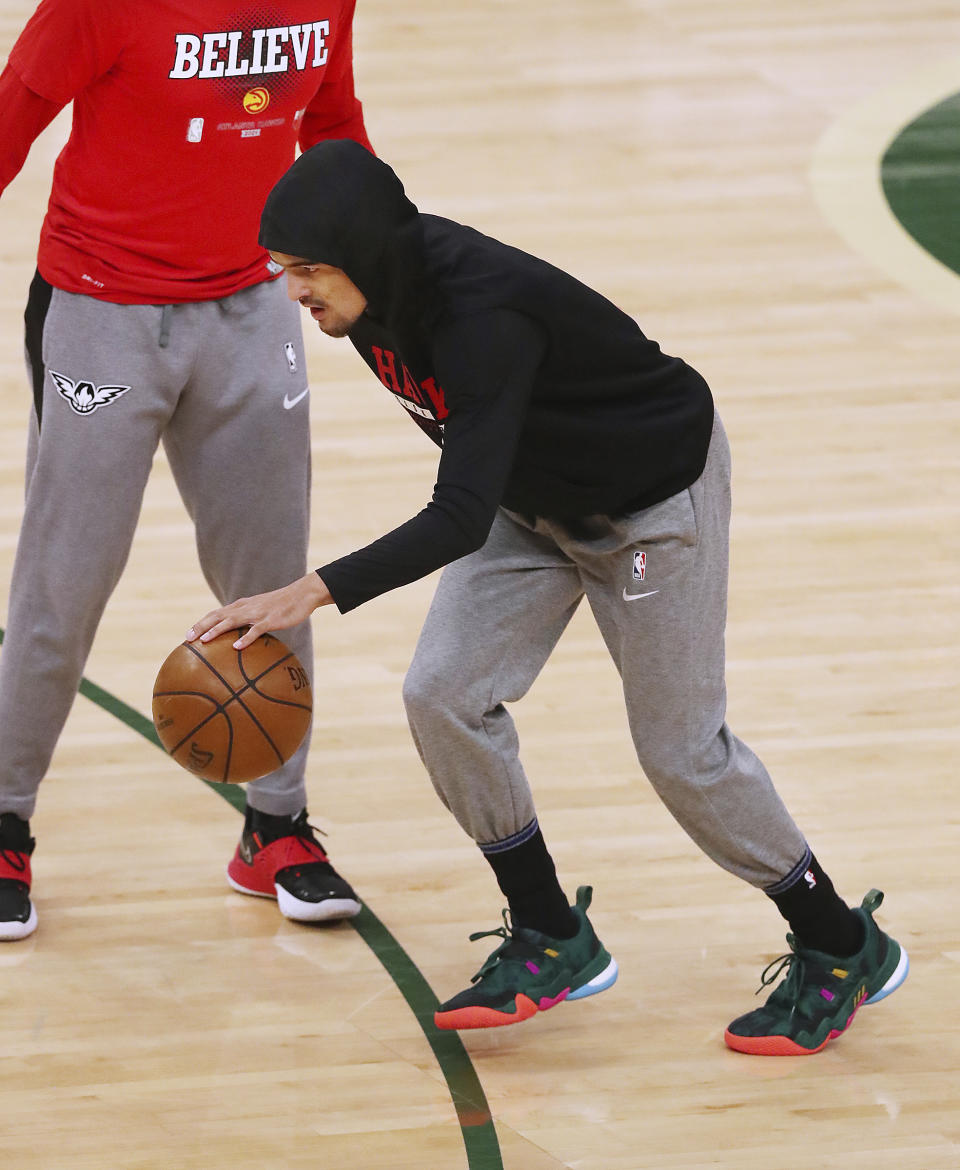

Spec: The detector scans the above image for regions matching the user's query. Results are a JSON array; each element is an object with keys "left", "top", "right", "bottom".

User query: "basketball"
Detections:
[{"left": 152, "top": 632, "right": 312, "bottom": 784}]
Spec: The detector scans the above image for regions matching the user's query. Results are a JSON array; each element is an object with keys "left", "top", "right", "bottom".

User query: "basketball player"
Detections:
[
  {"left": 188, "top": 141, "right": 909, "bottom": 1055},
  {"left": 0, "top": 1, "right": 371, "bottom": 942}
]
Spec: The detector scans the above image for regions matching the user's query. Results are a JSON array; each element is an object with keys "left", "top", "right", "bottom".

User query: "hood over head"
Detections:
[{"left": 259, "top": 140, "right": 425, "bottom": 321}]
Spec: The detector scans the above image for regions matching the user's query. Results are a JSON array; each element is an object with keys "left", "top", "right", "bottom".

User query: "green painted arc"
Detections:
[
  {"left": 881, "top": 91, "right": 960, "bottom": 276},
  {"left": 0, "top": 627, "right": 502, "bottom": 1169}
]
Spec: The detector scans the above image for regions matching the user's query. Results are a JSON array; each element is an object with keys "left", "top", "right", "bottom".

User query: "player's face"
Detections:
[{"left": 270, "top": 251, "right": 367, "bottom": 338}]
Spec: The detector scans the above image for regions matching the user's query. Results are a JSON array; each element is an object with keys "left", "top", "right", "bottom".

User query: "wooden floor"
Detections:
[{"left": 1, "top": 2, "right": 958, "bottom": 1167}]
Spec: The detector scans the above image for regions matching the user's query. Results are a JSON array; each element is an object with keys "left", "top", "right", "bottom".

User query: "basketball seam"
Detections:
[
  {"left": 162, "top": 690, "right": 286, "bottom": 779},
  {"left": 239, "top": 649, "right": 313, "bottom": 708},
  {"left": 219, "top": 689, "right": 288, "bottom": 771},
  {"left": 165, "top": 706, "right": 229, "bottom": 758},
  {"left": 183, "top": 641, "right": 245, "bottom": 695},
  {"left": 245, "top": 687, "right": 311, "bottom": 711},
  {"left": 235, "top": 641, "right": 295, "bottom": 689},
  {"left": 163, "top": 640, "right": 309, "bottom": 781},
  {"left": 183, "top": 642, "right": 310, "bottom": 709}
]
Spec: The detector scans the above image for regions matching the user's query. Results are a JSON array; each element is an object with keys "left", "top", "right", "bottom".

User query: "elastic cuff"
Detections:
[
  {"left": 763, "top": 844, "right": 813, "bottom": 896},
  {"left": 478, "top": 817, "right": 540, "bottom": 855}
]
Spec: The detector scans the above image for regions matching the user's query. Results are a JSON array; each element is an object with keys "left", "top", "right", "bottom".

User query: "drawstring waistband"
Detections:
[{"left": 159, "top": 304, "right": 172, "bottom": 348}]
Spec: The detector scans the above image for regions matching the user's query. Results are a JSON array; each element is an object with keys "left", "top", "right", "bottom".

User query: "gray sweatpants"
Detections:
[
  {"left": 0, "top": 277, "right": 313, "bottom": 818},
  {"left": 403, "top": 414, "right": 809, "bottom": 889}
]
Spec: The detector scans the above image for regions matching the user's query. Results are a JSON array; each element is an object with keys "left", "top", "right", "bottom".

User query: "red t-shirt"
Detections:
[{"left": 3, "top": 0, "right": 370, "bottom": 303}]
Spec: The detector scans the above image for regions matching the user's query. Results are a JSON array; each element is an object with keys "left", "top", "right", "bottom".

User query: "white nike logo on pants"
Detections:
[
  {"left": 622, "top": 588, "right": 659, "bottom": 601},
  {"left": 283, "top": 387, "right": 309, "bottom": 409}
]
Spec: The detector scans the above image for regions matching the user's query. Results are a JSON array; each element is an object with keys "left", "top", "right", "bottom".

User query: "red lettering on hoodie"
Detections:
[
  {"left": 400, "top": 363, "right": 426, "bottom": 405},
  {"left": 421, "top": 376, "right": 448, "bottom": 420},
  {"left": 371, "top": 345, "right": 400, "bottom": 392}
]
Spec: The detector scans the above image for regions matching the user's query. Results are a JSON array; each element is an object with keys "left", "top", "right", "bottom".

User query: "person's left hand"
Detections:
[{"left": 186, "top": 572, "right": 333, "bottom": 650}]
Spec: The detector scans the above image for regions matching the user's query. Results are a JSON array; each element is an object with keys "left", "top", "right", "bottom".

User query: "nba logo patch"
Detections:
[
  {"left": 283, "top": 342, "right": 297, "bottom": 372},
  {"left": 632, "top": 551, "right": 647, "bottom": 581},
  {"left": 187, "top": 118, "right": 204, "bottom": 143}
]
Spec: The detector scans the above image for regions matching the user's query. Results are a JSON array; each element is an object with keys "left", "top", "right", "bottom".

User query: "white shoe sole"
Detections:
[
  {"left": 0, "top": 902, "right": 37, "bottom": 941},
  {"left": 865, "top": 945, "right": 910, "bottom": 1005},
  {"left": 226, "top": 869, "right": 361, "bottom": 922},
  {"left": 567, "top": 955, "right": 619, "bottom": 1001}
]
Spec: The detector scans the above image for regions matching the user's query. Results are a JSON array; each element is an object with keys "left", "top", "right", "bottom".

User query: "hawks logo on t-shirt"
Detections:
[{"left": 243, "top": 87, "right": 270, "bottom": 113}]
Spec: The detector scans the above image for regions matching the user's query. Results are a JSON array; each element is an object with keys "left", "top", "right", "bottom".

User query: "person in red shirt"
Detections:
[{"left": 0, "top": 0, "right": 372, "bottom": 940}]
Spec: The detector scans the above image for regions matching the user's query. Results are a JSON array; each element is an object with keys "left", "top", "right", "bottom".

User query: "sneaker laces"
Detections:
[
  {"left": 755, "top": 935, "right": 836, "bottom": 1017},
  {"left": 247, "top": 809, "right": 335, "bottom": 878},
  {"left": 468, "top": 910, "right": 548, "bottom": 984},
  {"left": 253, "top": 809, "right": 328, "bottom": 854},
  {"left": 281, "top": 811, "right": 336, "bottom": 874},
  {"left": 289, "top": 810, "right": 328, "bottom": 850},
  {"left": 756, "top": 948, "right": 802, "bottom": 997}
]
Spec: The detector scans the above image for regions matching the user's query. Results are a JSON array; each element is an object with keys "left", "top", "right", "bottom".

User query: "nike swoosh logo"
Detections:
[
  {"left": 283, "top": 387, "right": 309, "bottom": 410},
  {"left": 622, "top": 588, "right": 659, "bottom": 601}
]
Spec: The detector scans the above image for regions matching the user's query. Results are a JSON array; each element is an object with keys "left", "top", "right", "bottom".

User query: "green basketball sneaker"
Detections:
[
  {"left": 725, "top": 889, "right": 909, "bottom": 1056},
  {"left": 434, "top": 885, "right": 618, "bottom": 1030}
]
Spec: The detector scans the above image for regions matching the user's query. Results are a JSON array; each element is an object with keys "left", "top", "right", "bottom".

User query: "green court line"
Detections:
[
  {"left": 76, "top": 671, "right": 248, "bottom": 812},
  {"left": 882, "top": 90, "right": 960, "bottom": 276},
  {"left": 0, "top": 628, "right": 503, "bottom": 1169}
]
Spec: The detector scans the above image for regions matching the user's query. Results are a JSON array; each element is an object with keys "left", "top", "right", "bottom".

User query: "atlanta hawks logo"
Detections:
[
  {"left": 243, "top": 87, "right": 270, "bottom": 113},
  {"left": 50, "top": 370, "right": 131, "bottom": 416}
]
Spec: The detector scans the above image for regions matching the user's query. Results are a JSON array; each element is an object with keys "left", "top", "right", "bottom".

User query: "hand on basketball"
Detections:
[{"left": 185, "top": 572, "right": 333, "bottom": 650}]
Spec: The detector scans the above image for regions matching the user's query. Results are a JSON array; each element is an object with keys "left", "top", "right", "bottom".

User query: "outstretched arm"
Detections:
[{"left": 186, "top": 308, "right": 546, "bottom": 642}]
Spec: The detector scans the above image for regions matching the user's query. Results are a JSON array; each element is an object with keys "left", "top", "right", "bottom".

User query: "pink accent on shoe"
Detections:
[
  {"left": 526, "top": 962, "right": 540, "bottom": 974},
  {"left": 537, "top": 988, "right": 570, "bottom": 1011},
  {"left": 827, "top": 1003, "right": 863, "bottom": 1043},
  {"left": 820, "top": 988, "right": 835, "bottom": 1001}
]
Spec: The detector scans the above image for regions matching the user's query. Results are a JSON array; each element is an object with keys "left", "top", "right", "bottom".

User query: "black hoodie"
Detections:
[{"left": 259, "top": 140, "right": 714, "bottom": 613}]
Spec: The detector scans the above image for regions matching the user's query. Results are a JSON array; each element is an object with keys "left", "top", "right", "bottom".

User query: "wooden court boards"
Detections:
[{"left": 0, "top": 1, "right": 957, "bottom": 1167}]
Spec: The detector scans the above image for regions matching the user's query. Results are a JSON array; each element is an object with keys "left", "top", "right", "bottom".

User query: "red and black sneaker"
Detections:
[
  {"left": 226, "top": 807, "right": 361, "bottom": 922},
  {"left": 0, "top": 812, "right": 37, "bottom": 941}
]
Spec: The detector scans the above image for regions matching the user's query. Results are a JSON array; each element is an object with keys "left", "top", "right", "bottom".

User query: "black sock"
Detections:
[
  {"left": 766, "top": 853, "right": 864, "bottom": 957},
  {"left": 480, "top": 824, "right": 578, "bottom": 939},
  {"left": 245, "top": 805, "right": 301, "bottom": 843},
  {"left": 0, "top": 813, "right": 33, "bottom": 852}
]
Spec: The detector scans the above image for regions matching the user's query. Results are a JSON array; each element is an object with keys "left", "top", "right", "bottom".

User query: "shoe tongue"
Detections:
[
  {"left": 512, "top": 922, "right": 553, "bottom": 946},
  {"left": 0, "top": 814, "right": 33, "bottom": 852},
  {"left": 248, "top": 807, "right": 307, "bottom": 844}
]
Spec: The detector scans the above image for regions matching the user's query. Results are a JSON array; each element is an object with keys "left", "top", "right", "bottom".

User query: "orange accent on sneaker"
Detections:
[
  {"left": 434, "top": 993, "right": 540, "bottom": 1031},
  {"left": 725, "top": 1002, "right": 864, "bottom": 1056},
  {"left": 724, "top": 1028, "right": 834, "bottom": 1056}
]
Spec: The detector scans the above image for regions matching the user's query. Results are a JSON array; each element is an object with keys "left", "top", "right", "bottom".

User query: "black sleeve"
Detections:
[{"left": 317, "top": 308, "right": 546, "bottom": 612}]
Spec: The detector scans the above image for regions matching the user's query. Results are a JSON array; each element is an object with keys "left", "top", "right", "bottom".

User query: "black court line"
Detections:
[{"left": 0, "top": 629, "right": 503, "bottom": 1169}]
